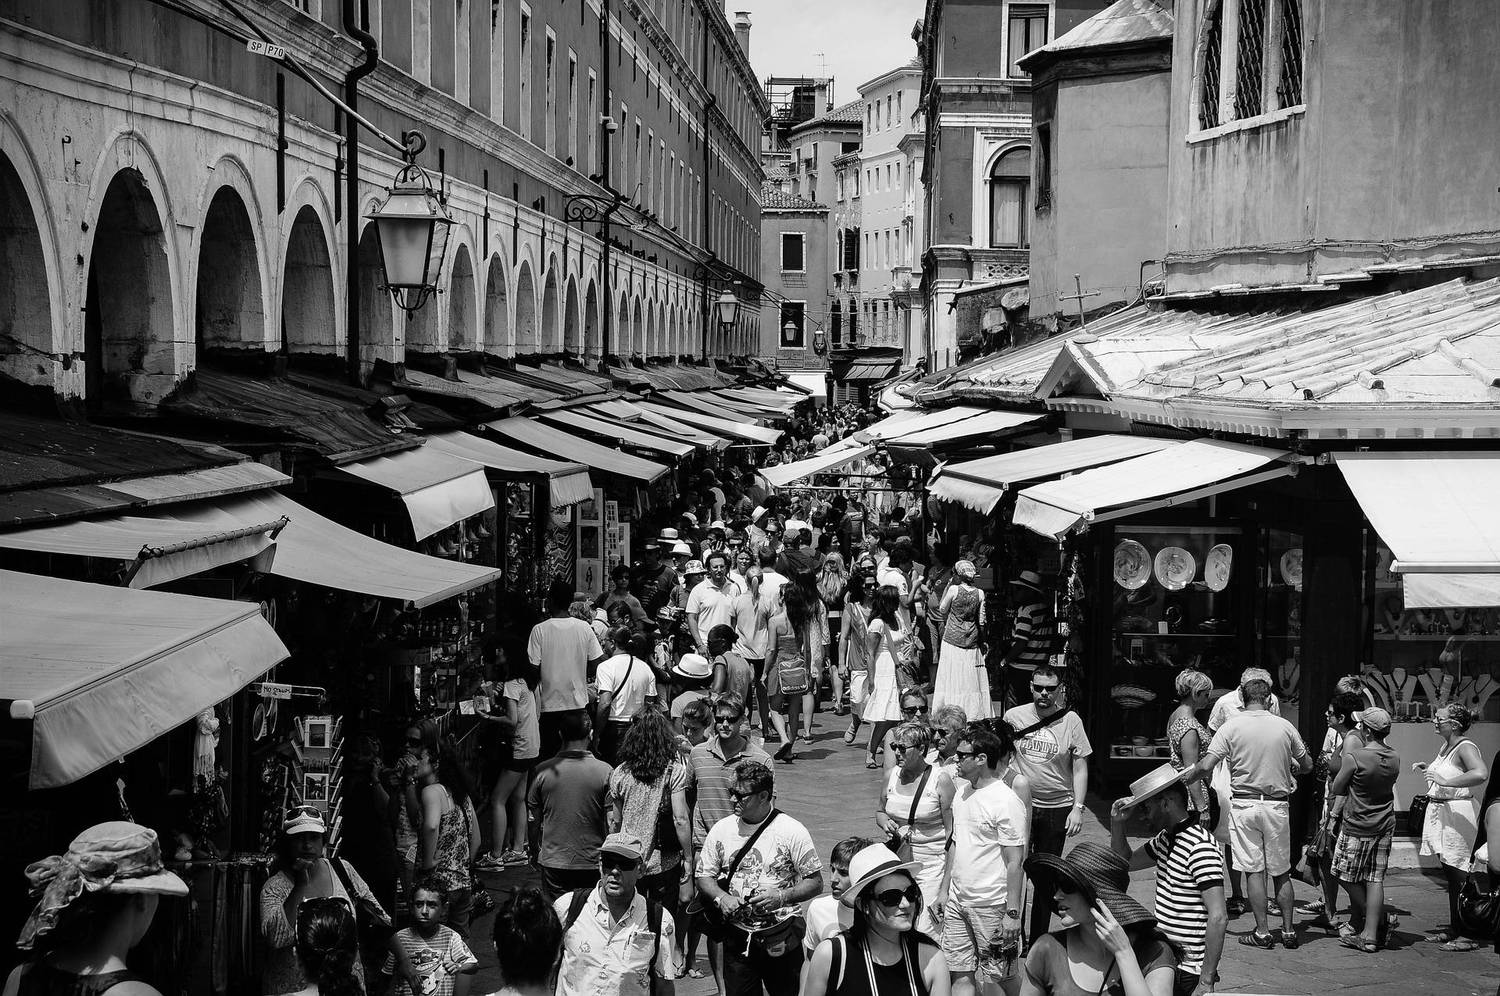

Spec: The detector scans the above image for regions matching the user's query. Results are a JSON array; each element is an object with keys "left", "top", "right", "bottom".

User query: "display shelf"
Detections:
[{"left": 1118, "top": 632, "right": 1237, "bottom": 639}]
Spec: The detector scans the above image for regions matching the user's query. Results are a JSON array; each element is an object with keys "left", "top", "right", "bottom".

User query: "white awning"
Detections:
[
  {"left": 658, "top": 390, "right": 761, "bottom": 424},
  {"left": 878, "top": 383, "right": 916, "bottom": 411},
  {"left": 422, "top": 431, "right": 594, "bottom": 507},
  {"left": 885, "top": 409, "right": 1044, "bottom": 447},
  {"left": 1334, "top": 452, "right": 1500, "bottom": 607},
  {"left": 1, "top": 569, "right": 289, "bottom": 789},
  {"left": 585, "top": 399, "right": 732, "bottom": 450},
  {"left": 861, "top": 406, "right": 997, "bottom": 441},
  {"left": 636, "top": 401, "right": 784, "bottom": 444},
  {"left": 340, "top": 446, "right": 495, "bottom": 540},
  {"left": 158, "top": 491, "right": 502, "bottom": 607},
  {"left": 487, "top": 417, "right": 670, "bottom": 483},
  {"left": 541, "top": 409, "right": 697, "bottom": 459},
  {"left": 0, "top": 513, "right": 281, "bottom": 589},
  {"left": 1013, "top": 439, "right": 1295, "bottom": 539},
  {"left": 930, "top": 435, "right": 1179, "bottom": 514},
  {"left": 760, "top": 444, "right": 875, "bottom": 489},
  {"left": 103, "top": 461, "right": 291, "bottom": 504},
  {"left": 782, "top": 372, "right": 824, "bottom": 398}
]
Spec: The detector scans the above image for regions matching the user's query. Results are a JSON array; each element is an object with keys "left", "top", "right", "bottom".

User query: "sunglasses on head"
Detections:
[
  {"left": 601, "top": 854, "right": 639, "bottom": 872},
  {"left": 873, "top": 884, "right": 922, "bottom": 908},
  {"left": 287, "top": 804, "right": 322, "bottom": 818}
]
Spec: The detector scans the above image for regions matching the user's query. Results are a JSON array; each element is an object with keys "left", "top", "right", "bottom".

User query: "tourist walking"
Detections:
[
  {"left": 930, "top": 704, "right": 969, "bottom": 781},
  {"left": 476, "top": 641, "right": 539, "bottom": 870},
  {"left": 381, "top": 879, "right": 478, "bottom": 996},
  {"left": 1003, "top": 663, "right": 1093, "bottom": 943},
  {"left": 863, "top": 585, "right": 918, "bottom": 770},
  {"left": 733, "top": 565, "right": 775, "bottom": 734},
  {"left": 489, "top": 888, "right": 563, "bottom": 996},
  {"left": 877, "top": 722, "right": 955, "bottom": 935},
  {"left": 1184, "top": 674, "right": 1311, "bottom": 950},
  {"left": 1020, "top": 843, "right": 1179, "bottom": 996},
  {"left": 709, "top": 623, "right": 755, "bottom": 705},
  {"left": 919, "top": 544, "right": 957, "bottom": 685},
  {"left": 9, "top": 822, "right": 188, "bottom": 996},
  {"left": 765, "top": 580, "right": 817, "bottom": 761},
  {"left": 802, "top": 837, "right": 868, "bottom": 953},
  {"left": 688, "top": 551, "right": 743, "bottom": 655},
  {"left": 688, "top": 694, "right": 774, "bottom": 848},
  {"left": 840, "top": 568, "right": 873, "bottom": 748},
  {"left": 595, "top": 627, "right": 662, "bottom": 765},
  {"left": 817, "top": 553, "right": 850, "bottom": 714},
  {"left": 1417, "top": 703, "right": 1490, "bottom": 951},
  {"left": 556, "top": 833, "right": 680, "bottom": 996},
  {"left": 1303, "top": 690, "right": 1365, "bottom": 933},
  {"left": 932, "top": 560, "right": 992, "bottom": 721},
  {"left": 1109, "top": 770, "right": 1227, "bottom": 996},
  {"left": 938, "top": 724, "right": 1027, "bottom": 996},
  {"left": 414, "top": 743, "right": 481, "bottom": 936},
  {"left": 609, "top": 709, "right": 695, "bottom": 930},
  {"left": 1165, "top": 669, "right": 1214, "bottom": 826},
  {"left": 999, "top": 571, "right": 1055, "bottom": 708},
  {"left": 531, "top": 578, "right": 607, "bottom": 758},
  {"left": 527, "top": 711, "right": 613, "bottom": 902},
  {"left": 801, "top": 843, "right": 951, "bottom": 996},
  {"left": 1331, "top": 707, "right": 1400, "bottom": 953}
]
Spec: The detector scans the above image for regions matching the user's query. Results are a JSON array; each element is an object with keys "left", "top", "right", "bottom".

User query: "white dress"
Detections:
[
  {"left": 932, "top": 585, "right": 993, "bottom": 721},
  {"left": 863, "top": 618, "right": 905, "bottom": 722},
  {"left": 1421, "top": 738, "right": 1481, "bottom": 871}
]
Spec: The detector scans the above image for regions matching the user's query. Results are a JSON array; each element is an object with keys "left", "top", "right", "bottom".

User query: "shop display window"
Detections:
[{"left": 1257, "top": 527, "right": 1304, "bottom": 731}]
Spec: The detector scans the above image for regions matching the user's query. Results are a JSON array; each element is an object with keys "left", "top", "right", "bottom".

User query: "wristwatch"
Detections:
[{"left": 1003, "top": 909, "right": 1021, "bottom": 921}]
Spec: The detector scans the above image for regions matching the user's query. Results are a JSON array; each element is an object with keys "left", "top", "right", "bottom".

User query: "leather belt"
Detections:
[{"left": 1232, "top": 791, "right": 1290, "bottom": 801}]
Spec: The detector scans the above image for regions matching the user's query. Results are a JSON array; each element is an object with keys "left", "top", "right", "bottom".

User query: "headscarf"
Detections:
[{"left": 954, "top": 559, "right": 978, "bottom": 580}]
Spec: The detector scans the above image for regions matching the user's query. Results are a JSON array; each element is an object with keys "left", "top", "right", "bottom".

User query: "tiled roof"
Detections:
[
  {"left": 1019, "top": 0, "right": 1172, "bottom": 71},
  {"left": 790, "top": 99, "right": 864, "bottom": 133},
  {"left": 763, "top": 166, "right": 791, "bottom": 182},
  {"left": 761, "top": 183, "right": 826, "bottom": 210}
]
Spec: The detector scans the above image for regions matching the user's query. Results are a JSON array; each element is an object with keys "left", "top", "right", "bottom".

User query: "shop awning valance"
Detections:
[
  {"left": 636, "top": 402, "right": 784, "bottom": 445},
  {"left": 1, "top": 569, "right": 289, "bottom": 789},
  {"left": 586, "top": 400, "right": 732, "bottom": 450},
  {"left": 930, "top": 435, "right": 1179, "bottom": 514},
  {"left": 861, "top": 405, "right": 1015, "bottom": 442},
  {"left": 713, "top": 387, "right": 800, "bottom": 413},
  {"left": 486, "top": 418, "right": 670, "bottom": 484},
  {"left": 834, "top": 358, "right": 902, "bottom": 382},
  {"left": 339, "top": 446, "right": 496, "bottom": 541},
  {"left": 657, "top": 390, "right": 761, "bottom": 424},
  {"left": 0, "top": 512, "right": 282, "bottom": 589},
  {"left": 1013, "top": 439, "right": 1296, "bottom": 540},
  {"left": 541, "top": 410, "right": 696, "bottom": 459},
  {"left": 1334, "top": 452, "right": 1500, "bottom": 608},
  {"left": 422, "top": 431, "right": 594, "bottom": 507},
  {"left": 885, "top": 408, "right": 1044, "bottom": 447},
  {"left": 158, "top": 491, "right": 502, "bottom": 607},
  {"left": 760, "top": 444, "right": 876, "bottom": 489}
]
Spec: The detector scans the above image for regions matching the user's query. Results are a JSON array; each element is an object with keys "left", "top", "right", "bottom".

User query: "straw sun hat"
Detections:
[
  {"left": 1024, "top": 842, "right": 1155, "bottom": 930},
  {"left": 840, "top": 843, "right": 922, "bottom": 908}
]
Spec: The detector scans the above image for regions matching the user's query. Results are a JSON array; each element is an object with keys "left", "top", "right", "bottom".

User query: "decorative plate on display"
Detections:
[
  {"left": 1154, "top": 546, "right": 1196, "bottom": 591},
  {"left": 1204, "top": 544, "right": 1234, "bottom": 592},
  {"left": 1114, "top": 540, "right": 1151, "bottom": 590},
  {"left": 1280, "top": 548, "right": 1304, "bottom": 589}
]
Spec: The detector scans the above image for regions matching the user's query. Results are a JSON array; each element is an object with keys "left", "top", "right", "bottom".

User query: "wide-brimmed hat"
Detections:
[
  {"left": 840, "top": 843, "right": 923, "bottom": 908},
  {"left": 1117, "top": 763, "right": 1186, "bottom": 810},
  {"left": 658, "top": 528, "right": 681, "bottom": 542},
  {"left": 1011, "top": 570, "right": 1044, "bottom": 591},
  {"left": 683, "top": 559, "right": 706, "bottom": 576},
  {"left": 672, "top": 542, "right": 694, "bottom": 557},
  {"left": 1024, "top": 842, "right": 1154, "bottom": 930},
  {"left": 674, "top": 652, "right": 713, "bottom": 680},
  {"left": 19, "top": 822, "right": 189, "bottom": 950}
]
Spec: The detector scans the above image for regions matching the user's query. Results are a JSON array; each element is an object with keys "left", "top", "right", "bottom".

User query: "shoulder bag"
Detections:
[
  {"left": 329, "top": 856, "right": 394, "bottom": 960},
  {"left": 885, "top": 765, "right": 933, "bottom": 862}
]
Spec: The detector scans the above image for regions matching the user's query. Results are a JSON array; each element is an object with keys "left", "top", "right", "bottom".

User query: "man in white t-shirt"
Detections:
[
  {"left": 594, "top": 629, "right": 660, "bottom": 765},
  {"left": 802, "top": 835, "right": 864, "bottom": 952},
  {"left": 530, "top": 579, "right": 607, "bottom": 758},
  {"left": 685, "top": 551, "right": 742, "bottom": 654},
  {"left": 939, "top": 724, "right": 1026, "bottom": 996}
]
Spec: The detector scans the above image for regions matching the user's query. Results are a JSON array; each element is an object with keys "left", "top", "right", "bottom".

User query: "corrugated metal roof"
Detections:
[{"left": 1019, "top": 0, "right": 1172, "bottom": 70}]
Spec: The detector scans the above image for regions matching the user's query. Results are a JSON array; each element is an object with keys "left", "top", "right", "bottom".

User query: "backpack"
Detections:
[{"left": 565, "top": 887, "right": 665, "bottom": 996}]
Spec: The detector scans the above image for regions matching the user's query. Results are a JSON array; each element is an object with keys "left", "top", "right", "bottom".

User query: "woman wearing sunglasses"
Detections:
[
  {"left": 876, "top": 722, "right": 955, "bottom": 936},
  {"left": 801, "top": 843, "right": 950, "bottom": 996}
]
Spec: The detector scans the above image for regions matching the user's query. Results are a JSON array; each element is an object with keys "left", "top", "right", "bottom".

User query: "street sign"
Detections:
[{"left": 246, "top": 39, "right": 288, "bottom": 60}]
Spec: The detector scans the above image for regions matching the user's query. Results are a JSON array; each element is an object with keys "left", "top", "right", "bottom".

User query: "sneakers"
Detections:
[
  {"left": 473, "top": 852, "right": 506, "bottom": 870},
  {"left": 499, "top": 848, "right": 529, "bottom": 866}
]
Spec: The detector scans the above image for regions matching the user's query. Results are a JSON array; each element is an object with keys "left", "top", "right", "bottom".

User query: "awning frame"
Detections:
[{"left": 122, "top": 516, "right": 288, "bottom": 586}]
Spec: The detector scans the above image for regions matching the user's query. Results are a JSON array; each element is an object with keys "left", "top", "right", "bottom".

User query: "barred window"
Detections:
[
  {"left": 1198, "top": 4, "right": 1223, "bottom": 130},
  {"left": 1196, "top": 0, "right": 1304, "bottom": 132},
  {"left": 1233, "top": 0, "right": 1266, "bottom": 119},
  {"left": 1276, "top": 0, "right": 1304, "bottom": 107}
]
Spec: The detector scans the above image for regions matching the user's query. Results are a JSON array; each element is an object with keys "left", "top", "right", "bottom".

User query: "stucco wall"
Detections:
[{"left": 758, "top": 210, "right": 829, "bottom": 364}]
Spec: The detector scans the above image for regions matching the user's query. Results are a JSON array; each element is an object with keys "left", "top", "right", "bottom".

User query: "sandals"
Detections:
[
  {"left": 685, "top": 968, "right": 706, "bottom": 980},
  {"left": 843, "top": 727, "right": 858, "bottom": 745},
  {"left": 1425, "top": 928, "right": 1460, "bottom": 943},
  {"left": 774, "top": 741, "right": 795, "bottom": 762},
  {"left": 865, "top": 757, "right": 880, "bottom": 769},
  {"left": 1441, "top": 939, "right": 1482, "bottom": 952},
  {"left": 1238, "top": 930, "right": 1276, "bottom": 949},
  {"left": 1339, "top": 934, "right": 1378, "bottom": 953}
]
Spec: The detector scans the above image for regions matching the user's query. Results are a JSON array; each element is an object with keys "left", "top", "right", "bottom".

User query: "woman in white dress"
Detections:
[
  {"left": 863, "top": 584, "right": 915, "bottom": 770},
  {"left": 932, "top": 560, "right": 992, "bottom": 721},
  {"left": 1416, "top": 703, "right": 1489, "bottom": 950},
  {"left": 876, "top": 722, "right": 955, "bottom": 936}
]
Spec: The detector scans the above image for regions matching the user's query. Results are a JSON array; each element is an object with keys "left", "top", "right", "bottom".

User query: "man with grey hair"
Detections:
[
  {"left": 1187, "top": 673, "right": 1311, "bottom": 950},
  {"left": 1207, "top": 667, "right": 1281, "bottom": 733}
]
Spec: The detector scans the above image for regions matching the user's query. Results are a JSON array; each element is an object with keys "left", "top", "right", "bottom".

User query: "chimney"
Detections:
[
  {"left": 733, "top": 12, "right": 751, "bottom": 57},
  {"left": 814, "top": 81, "right": 830, "bottom": 112}
]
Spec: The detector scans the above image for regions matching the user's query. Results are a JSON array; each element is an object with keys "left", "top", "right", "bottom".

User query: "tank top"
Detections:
[
  {"left": 942, "top": 587, "right": 982, "bottom": 650},
  {"left": 826, "top": 934, "right": 929, "bottom": 996},
  {"left": 17, "top": 963, "right": 148, "bottom": 996},
  {"left": 1429, "top": 739, "right": 1476, "bottom": 801}
]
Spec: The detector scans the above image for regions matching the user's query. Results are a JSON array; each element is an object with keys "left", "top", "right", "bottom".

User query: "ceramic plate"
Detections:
[
  {"left": 1204, "top": 543, "right": 1234, "bottom": 592},
  {"left": 1280, "top": 548, "right": 1304, "bottom": 589},
  {"left": 1154, "top": 546, "right": 1196, "bottom": 591},
  {"left": 1114, "top": 540, "right": 1151, "bottom": 590}
]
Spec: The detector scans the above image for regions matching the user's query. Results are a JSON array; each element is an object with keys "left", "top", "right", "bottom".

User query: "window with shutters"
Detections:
[
  {"left": 1195, "top": 0, "right": 1305, "bottom": 135},
  {"left": 781, "top": 233, "right": 805, "bottom": 273}
]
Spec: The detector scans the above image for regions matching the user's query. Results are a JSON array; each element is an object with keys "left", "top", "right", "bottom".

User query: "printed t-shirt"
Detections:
[
  {"left": 1144, "top": 820, "right": 1224, "bottom": 975},
  {"left": 527, "top": 749, "right": 612, "bottom": 870},
  {"left": 1002, "top": 705, "right": 1093, "bottom": 809},
  {"left": 696, "top": 811, "right": 823, "bottom": 928},
  {"left": 529, "top": 617, "right": 604, "bottom": 713},
  {"left": 948, "top": 778, "right": 1028, "bottom": 905},
  {"left": 1204, "top": 710, "right": 1309, "bottom": 797},
  {"left": 381, "top": 925, "right": 477, "bottom": 996},
  {"left": 502, "top": 679, "right": 540, "bottom": 760},
  {"left": 595, "top": 653, "right": 659, "bottom": 721},
  {"left": 1341, "top": 740, "right": 1400, "bottom": 836},
  {"left": 608, "top": 762, "right": 688, "bottom": 875}
]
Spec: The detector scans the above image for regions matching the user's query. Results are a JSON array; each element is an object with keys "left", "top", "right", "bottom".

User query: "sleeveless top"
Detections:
[
  {"left": 1166, "top": 712, "right": 1211, "bottom": 770},
  {"left": 845, "top": 602, "right": 870, "bottom": 670},
  {"left": 1429, "top": 739, "right": 1477, "bottom": 801},
  {"left": 884, "top": 766, "right": 948, "bottom": 848},
  {"left": 773, "top": 615, "right": 806, "bottom": 663},
  {"left": 433, "top": 784, "right": 474, "bottom": 890},
  {"left": 942, "top": 587, "right": 982, "bottom": 649},
  {"left": 17, "top": 963, "right": 148, "bottom": 996},
  {"left": 827, "top": 934, "right": 929, "bottom": 996}
]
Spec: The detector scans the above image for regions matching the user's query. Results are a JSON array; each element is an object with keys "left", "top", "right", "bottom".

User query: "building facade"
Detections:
[
  {"left": 916, "top": 0, "right": 1110, "bottom": 369},
  {"left": 0, "top": 0, "right": 768, "bottom": 416},
  {"left": 757, "top": 185, "right": 829, "bottom": 377},
  {"left": 856, "top": 62, "right": 924, "bottom": 356}
]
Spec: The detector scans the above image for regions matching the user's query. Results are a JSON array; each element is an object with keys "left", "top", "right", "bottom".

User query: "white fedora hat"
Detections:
[{"left": 840, "top": 843, "right": 922, "bottom": 908}]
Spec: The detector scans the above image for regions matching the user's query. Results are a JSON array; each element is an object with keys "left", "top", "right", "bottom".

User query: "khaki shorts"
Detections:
[
  {"left": 1229, "top": 798, "right": 1292, "bottom": 875},
  {"left": 940, "top": 902, "right": 1011, "bottom": 981}
]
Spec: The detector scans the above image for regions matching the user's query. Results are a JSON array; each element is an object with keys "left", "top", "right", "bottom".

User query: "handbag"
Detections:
[
  {"left": 329, "top": 857, "right": 394, "bottom": 959},
  {"left": 885, "top": 766, "right": 932, "bottom": 863},
  {"left": 1408, "top": 794, "right": 1431, "bottom": 837},
  {"left": 1458, "top": 874, "right": 1500, "bottom": 940}
]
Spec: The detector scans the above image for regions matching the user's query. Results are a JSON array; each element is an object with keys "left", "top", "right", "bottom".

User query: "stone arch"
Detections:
[
  {"left": 356, "top": 218, "right": 396, "bottom": 366},
  {"left": 583, "top": 280, "right": 600, "bottom": 361},
  {"left": 483, "top": 252, "right": 510, "bottom": 355},
  {"left": 615, "top": 290, "right": 631, "bottom": 358},
  {"left": 631, "top": 298, "right": 645, "bottom": 359},
  {"left": 563, "top": 277, "right": 581, "bottom": 356},
  {"left": 447, "top": 242, "right": 477, "bottom": 353},
  {"left": 541, "top": 267, "right": 560, "bottom": 353},
  {"left": 514, "top": 259, "right": 538, "bottom": 354},
  {"left": 82, "top": 167, "right": 176, "bottom": 411},
  {"left": 282, "top": 204, "right": 337, "bottom": 355},
  {"left": 0, "top": 143, "right": 60, "bottom": 391},
  {"left": 195, "top": 185, "right": 267, "bottom": 362}
]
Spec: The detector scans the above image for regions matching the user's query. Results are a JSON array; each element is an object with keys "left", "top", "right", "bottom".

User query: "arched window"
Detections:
[{"left": 989, "top": 148, "right": 1031, "bottom": 248}]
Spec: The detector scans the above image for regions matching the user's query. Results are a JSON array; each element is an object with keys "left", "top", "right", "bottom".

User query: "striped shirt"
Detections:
[
  {"left": 1012, "top": 601, "right": 1055, "bottom": 670},
  {"left": 1144, "top": 819, "right": 1225, "bottom": 975},
  {"left": 687, "top": 736, "right": 773, "bottom": 846}
]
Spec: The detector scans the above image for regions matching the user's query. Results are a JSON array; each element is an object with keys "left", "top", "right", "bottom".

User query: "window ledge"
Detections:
[{"left": 1188, "top": 104, "right": 1306, "bottom": 144}]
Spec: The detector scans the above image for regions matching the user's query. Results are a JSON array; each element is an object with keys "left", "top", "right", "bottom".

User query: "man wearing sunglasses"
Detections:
[
  {"left": 688, "top": 695, "right": 773, "bottom": 849},
  {"left": 1002, "top": 662, "right": 1092, "bottom": 942},
  {"left": 555, "top": 833, "right": 678, "bottom": 996}
]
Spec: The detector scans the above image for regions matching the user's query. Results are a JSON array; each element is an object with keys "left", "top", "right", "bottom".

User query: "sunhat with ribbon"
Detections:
[
  {"left": 19, "top": 822, "right": 189, "bottom": 949},
  {"left": 1011, "top": 569, "right": 1043, "bottom": 591},
  {"left": 840, "top": 842, "right": 923, "bottom": 908},
  {"left": 673, "top": 652, "right": 713, "bottom": 680},
  {"left": 1024, "top": 842, "right": 1155, "bottom": 930}
]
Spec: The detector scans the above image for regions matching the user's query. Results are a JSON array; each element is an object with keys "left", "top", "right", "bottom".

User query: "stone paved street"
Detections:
[{"left": 468, "top": 708, "right": 1498, "bottom": 996}]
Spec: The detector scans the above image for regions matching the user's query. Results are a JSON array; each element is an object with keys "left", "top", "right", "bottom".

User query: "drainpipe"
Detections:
[
  {"left": 344, "top": 0, "right": 379, "bottom": 385},
  {"left": 600, "top": 0, "right": 613, "bottom": 367},
  {"left": 700, "top": 17, "right": 712, "bottom": 362}
]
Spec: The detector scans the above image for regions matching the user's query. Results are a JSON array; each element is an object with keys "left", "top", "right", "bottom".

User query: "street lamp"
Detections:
[
  {"left": 812, "top": 326, "right": 827, "bottom": 356},
  {"left": 368, "top": 131, "right": 453, "bottom": 313},
  {"left": 716, "top": 288, "right": 741, "bottom": 329}
]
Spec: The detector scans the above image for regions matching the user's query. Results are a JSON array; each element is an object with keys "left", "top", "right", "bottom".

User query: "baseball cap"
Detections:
[
  {"left": 599, "top": 832, "right": 644, "bottom": 861},
  {"left": 1355, "top": 707, "right": 1392, "bottom": 733}
]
